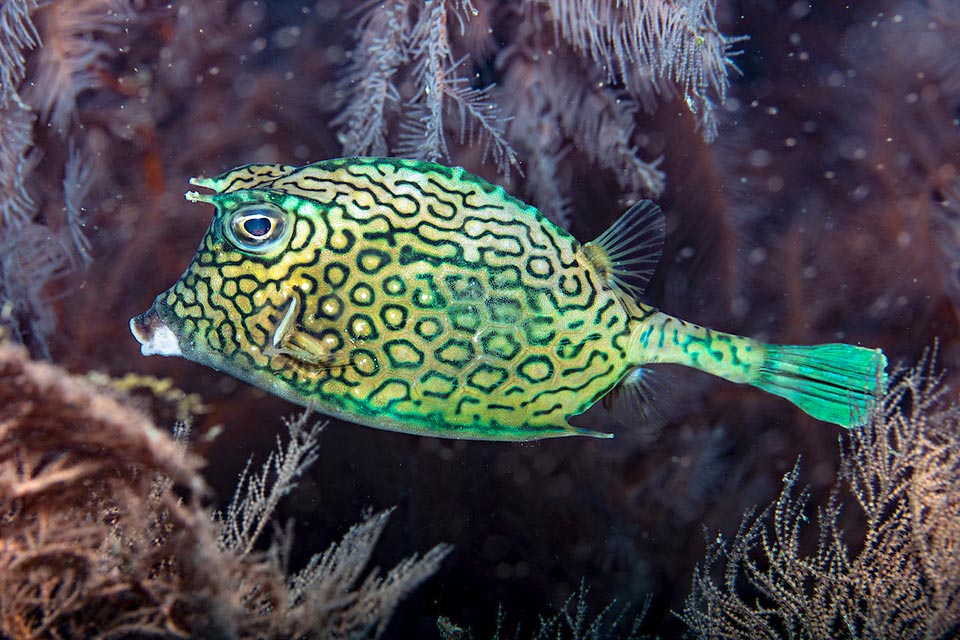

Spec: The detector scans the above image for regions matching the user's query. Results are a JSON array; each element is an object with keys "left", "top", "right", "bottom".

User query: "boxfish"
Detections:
[{"left": 130, "top": 157, "right": 887, "bottom": 440}]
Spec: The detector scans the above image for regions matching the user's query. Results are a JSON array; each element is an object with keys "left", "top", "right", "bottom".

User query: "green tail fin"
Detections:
[{"left": 753, "top": 343, "right": 888, "bottom": 428}]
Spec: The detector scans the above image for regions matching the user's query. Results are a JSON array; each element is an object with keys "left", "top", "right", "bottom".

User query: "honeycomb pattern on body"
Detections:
[{"left": 162, "top": 158, "right": 642, "bottom": 439}]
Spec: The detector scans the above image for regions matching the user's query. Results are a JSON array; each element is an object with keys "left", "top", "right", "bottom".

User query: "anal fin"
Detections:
[{"left": 602, "top": 366, "right": 674, "bottom": 430}]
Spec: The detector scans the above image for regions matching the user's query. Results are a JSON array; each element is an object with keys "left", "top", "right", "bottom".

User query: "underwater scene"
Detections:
[{"left": 1, "top": 0, "right": 958, "bottom": 638}]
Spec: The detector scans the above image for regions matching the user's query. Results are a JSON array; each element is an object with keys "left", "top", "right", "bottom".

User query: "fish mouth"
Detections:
[{"left": 130, "top": 305, "right": 183, "bottom": 357}]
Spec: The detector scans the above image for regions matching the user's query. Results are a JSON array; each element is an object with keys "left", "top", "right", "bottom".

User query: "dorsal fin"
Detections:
[{"left": 580, "top": 200, "right": 664, "bottom": 300}]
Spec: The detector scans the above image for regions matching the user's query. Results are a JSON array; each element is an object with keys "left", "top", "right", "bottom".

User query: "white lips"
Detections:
[
  {"left": 129, "top": 314, "right": 183, "bottom": 357},
  {"left": 140, "top": 322, "right": 182, "bottom": 356}
]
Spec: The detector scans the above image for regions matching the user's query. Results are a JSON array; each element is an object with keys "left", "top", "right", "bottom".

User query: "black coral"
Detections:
[
  {"left": 335, "top": 0, "right": 739, "bottom": 219},
  {"left": 682, "top": 356, "right": 960, "bottom": 639},
  {"left": 336, "top": 0, "right": 518, "bottom": 176}
]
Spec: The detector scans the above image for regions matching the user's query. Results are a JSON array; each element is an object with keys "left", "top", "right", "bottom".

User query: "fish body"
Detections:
[{"left": 131, "top": 157, "right": 887, "bottom": 440}]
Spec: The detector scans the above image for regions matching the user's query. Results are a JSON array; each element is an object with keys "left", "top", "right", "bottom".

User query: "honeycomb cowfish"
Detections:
[{"left": 130, "top": 157, "right": 888, "bottom": 441}]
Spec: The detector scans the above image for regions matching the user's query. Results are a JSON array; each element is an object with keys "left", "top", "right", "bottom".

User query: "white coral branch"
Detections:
[
  {"left": 216, "top": 412, "right": 326, "bottom": 555},
  {"left": 28, "top": 0, "right": 133, "bottom": 133},
  {"left": 546, "top": 0, "right": 740, "bottom": 141},
  {"left": 0, "top": 0, "right": 40, "bottom": 106}
]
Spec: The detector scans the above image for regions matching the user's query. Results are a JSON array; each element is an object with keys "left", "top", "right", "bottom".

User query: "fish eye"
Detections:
[
  {"left": 224, "top": 204, "right": 290, "bottom": 253},
  {"left": 243, "top": 216, "right": 272, "bottom": 237}
]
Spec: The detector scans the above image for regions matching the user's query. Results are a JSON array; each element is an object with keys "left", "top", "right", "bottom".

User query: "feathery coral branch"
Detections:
[
  {"left": 27, "top": 0, "right": 133, "bottom": 133},
  {"left": 0, "top": 0, "right": 39, "bottom": 106},
  {"left": 216, "top": 412, "right": 325, "bottom": 555},
  {"left": 546, "top": 0, "right": 740, "bottom": 141},
  {"left": 683, "top": 353, "right": 960, "bottom": 638}
]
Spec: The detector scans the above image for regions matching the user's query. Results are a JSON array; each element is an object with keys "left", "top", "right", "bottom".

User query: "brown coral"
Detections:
[
  {"left": 0, "top": 343, "right": 449, "bottom": 638},
  {"left": 0, "top": 341, "right": 227, "bottom": 637}
]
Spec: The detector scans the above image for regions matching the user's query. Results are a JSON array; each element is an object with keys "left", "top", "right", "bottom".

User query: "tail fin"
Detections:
[{"left": 752, "top": 343, "right": 887, "bottom": 428}]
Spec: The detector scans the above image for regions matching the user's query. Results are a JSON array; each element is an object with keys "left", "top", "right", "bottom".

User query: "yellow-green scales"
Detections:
[{"left": 131, "top": 157, "right": 887, "bottom": 440}]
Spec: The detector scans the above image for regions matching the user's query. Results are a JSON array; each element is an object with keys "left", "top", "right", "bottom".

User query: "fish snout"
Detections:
[{"left": 130, "top": 305, "right": 183, "bottom": 357}]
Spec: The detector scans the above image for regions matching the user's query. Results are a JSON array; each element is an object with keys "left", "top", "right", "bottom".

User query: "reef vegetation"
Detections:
[
  {"left": 1, "top": 0, "right": 959, "bottom": 637},
  {"left": 0, "top": 341, "right": 448, "bottom": 637}
]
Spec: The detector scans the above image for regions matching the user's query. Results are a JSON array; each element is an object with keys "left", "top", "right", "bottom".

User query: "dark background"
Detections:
[{"left": 9, "top": 0, "right": 955, "bottom": 636}]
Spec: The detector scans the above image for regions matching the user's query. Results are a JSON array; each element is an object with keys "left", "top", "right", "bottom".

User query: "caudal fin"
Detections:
[{"left": 752, "top": 343, "right": 888, "bottom": 428}]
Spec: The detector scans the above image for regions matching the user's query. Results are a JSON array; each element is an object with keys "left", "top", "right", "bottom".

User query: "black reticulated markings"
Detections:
[
  {"left": 383, "top": 339, "right": 425, "bottom": 369},
  {"left": 379, "top": 304, "right": 409, "bottom": 331},
  {"left": 349, "top": 348, "right": 380, "bottom": 377},
  {"left": 444, "top": 274, "right": 484, "bottom": 301},
  {"left": 191, "top": 277, "right": 243, "bottom": 343},
  {"left": 349, "top": 282, "right": 375, "bottom": 307},
  {"left": 593, "top": 298, "right": 616, "bottom": 326},
  {"left": 344, "top": 188, "right": 376, "bottom": 211},
  {"left": 356, "top": 248, "right": 392, "bottom": 274},
  {"left": 289, "top": 214, "right": 316, "bottom": 251},
  {"left": 424, "top": 175, "right": 508, "bottom": 215},
  {"left": 486, "top": 265, "right": 522, "bottom": 291},
  {"left": 367, "top": 378, "right": 412, "bottom": 409},
  {"left": 411, "top": 274, "right": 447, "bottom": 310},
  {"left": 361, "top": 228, "right": 402, "bottom": 247},
  {"left": 469, "top": 228, "right": 525, "bottom": 258},
  {"left": 420, "top": 370, "right": 458, "bottom": 399},
  {"left": 448, "top": 304, "right": 482, "bottom": 333},
  {"left": 414, "top": 317, "right": 443, "bottom": 341},
  {"left": 382, "top": 275, "right": 407, "bottom": 296},
  {"left": 521, "top": 364, "right": 615, "bottom": 410},
  {"left": 347, "top": 313, "right": 379, "bottom": 341},
  {"left": 559, "top": 274, "right": 583, "bottom": 296},
  {"left": 422, "top": 179, "right": 462, "bottom": 218},
  {"left": 480, "top": 331, "right": 522, "bottom": 361},
  {"left": 323, "top": 262, "right": 350, "bottom": 288},
  {"left": 342, "top": 174, "right": 419, "bottom": 218},
  {"left": 516, "top": 354, "right": 555, "bottom": 384},
  {"left": 555, "top": 337, "right": 587, "bottom": 360},
  {"left": 326, "top": 228, "right": 356, "bottom": 254},
  {"left": 559, "top": 349, "right": 609, "bottom": 377},
  {"left": 503, "top": 216, "right": 550, "bottom": 252},
  {"left": 435, "top": 338, "right": 476, "bottom": 369},
  {"left": 466, "top": 363, "right": 509, "bottom": 393},
  {"left": 485, "top": 297, "right": 522, "bottom": 324},
  {"left": 292, "top": 173, "right": 348, "bottom": 194},
  {"left": 524, "top": 256, "right": 556, "bottom": 280},
  {"left": 221, "top": 172, "right": 259, "bottom": 193},
  {"left": 531, "top": 403, "right": 564, "bottom": 418},
  {"left": 299, "top": 273, "right": 322, "bottom": 295},
  {"left": 176, "top": 159, "right": 646, "bottom": 437},
  {"left": 607, "top": 322, "right": 633, "bottom": 360},
  {"left": 521, "top": 317, "right": 556, "bottom": 346},
  {"left": 454, "top": 395, "right": 481, "bottom": 417},
  {"left": 317, "top": 328, "right": 345, "bottom": 353},
  {"left": 317, "top": 294, "right": 345, "bottom": 321},
  {"left": 398, "top": 243, "right": 446, "bottom": 268},
  {"left": 525, "top": 271, "right": 598, "bottom": 315}
]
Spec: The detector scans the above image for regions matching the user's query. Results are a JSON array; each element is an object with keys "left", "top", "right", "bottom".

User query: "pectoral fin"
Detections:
[{"left": 264, "top": 297, "right": 351, "bottom": 369}]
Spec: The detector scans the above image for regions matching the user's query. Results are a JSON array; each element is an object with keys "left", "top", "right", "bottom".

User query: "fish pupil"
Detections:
[{"left": 243, "top": 216, "right": 272, "bottom": 237}]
